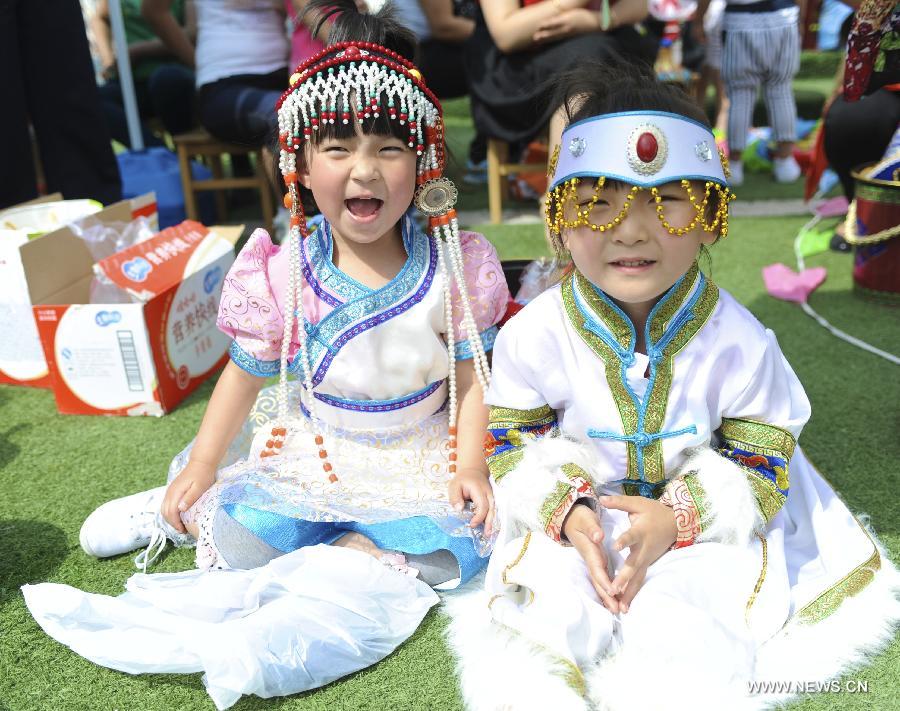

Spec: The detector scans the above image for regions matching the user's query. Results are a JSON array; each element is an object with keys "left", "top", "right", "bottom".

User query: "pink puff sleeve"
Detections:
[
  {"left": 450, "top": 231, "right": 510, "bottom": 360},
  {"left": 217, "top": 229, "right": 294, "bottom": 377}
]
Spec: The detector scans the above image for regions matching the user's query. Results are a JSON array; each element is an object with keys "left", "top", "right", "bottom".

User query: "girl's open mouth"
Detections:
[{"left": 345, "top": 197, "right": 384, "bottom": 220}]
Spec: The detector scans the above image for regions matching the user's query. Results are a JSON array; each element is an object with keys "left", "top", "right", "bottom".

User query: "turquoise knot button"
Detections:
[
  {"left": 622, "top": 352, "right": 636, "bottom": 366},
  {"left": 633, "top": 432, "right": 651, "bottom": 447}
]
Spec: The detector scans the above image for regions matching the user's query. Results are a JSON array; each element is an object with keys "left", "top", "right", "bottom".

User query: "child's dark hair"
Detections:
[
  {"left": 548, "top": 60, "right": 709, "bottom": 128},
  {"left": 301, "top": 0, "right": 419, "bottom": 146}
]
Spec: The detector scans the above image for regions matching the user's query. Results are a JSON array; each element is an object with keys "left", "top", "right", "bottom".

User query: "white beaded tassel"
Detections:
[
  {"left": 434, "top": 230, "right": 459, "bottom": 477},
  {"left": 443, "top": 219, "right": 491, "bottom": 391}
]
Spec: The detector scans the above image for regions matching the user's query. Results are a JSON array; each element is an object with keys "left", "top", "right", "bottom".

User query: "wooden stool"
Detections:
[
  {"left": 173, "top": 128, "right": 275, "bottom": 233},
  {"left": 486, "top": 138, "right": 548, "bottom": 224}
]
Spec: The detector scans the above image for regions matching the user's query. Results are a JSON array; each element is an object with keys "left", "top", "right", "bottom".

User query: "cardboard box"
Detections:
[
  {"left": 0, "top": 194, "right": 157, "bottom": 388},
  {"left": 27, "top": 215, "right": 242, "bottom": 416}
]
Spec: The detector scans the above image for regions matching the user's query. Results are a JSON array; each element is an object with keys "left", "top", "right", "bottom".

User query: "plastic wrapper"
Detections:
[
  {"left": 66, "top": 216, "right": 156, "bottom": 304},
  {"left": 514, "top": 258, "right": 571, "bottom": 305},
  {"left": 22, "top": 544, "right": 439, "bottom": 710}
]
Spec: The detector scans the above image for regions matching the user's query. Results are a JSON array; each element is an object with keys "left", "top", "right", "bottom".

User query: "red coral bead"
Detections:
[
  {"left": 345, "top": 45, "right": 360, "bottom": 58},
  {"left": 636, "top": 132, "right": 658, "bottom": 163}
]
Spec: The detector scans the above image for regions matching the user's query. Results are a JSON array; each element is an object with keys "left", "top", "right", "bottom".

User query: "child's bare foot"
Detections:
[
  {"left": 332, "top": 532, "right": 420, "bottom": 577},
  {"left": 333, "top": 531, "right": 383, "bottom": 558}
]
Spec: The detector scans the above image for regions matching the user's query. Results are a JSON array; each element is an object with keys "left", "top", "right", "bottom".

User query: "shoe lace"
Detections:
[{"left": 134, "top": 515, "right": 169, "bottom": 572}]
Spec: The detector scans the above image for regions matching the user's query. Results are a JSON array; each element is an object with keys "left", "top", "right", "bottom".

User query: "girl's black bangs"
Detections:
[{"left": 307, "top": 92, "right": 411, "bottom": 145}]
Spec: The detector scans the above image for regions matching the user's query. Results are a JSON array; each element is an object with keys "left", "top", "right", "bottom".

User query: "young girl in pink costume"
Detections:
[
  {"left": 24, "top": 4, "right": 509, "bottom": 706},
  {"left": 77, "top": 0, "right": 508, "bottom": 587}
]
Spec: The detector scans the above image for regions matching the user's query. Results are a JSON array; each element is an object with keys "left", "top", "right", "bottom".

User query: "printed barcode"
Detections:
[{"left": 116, "top": 330, "right": 144, "bottom": 392}]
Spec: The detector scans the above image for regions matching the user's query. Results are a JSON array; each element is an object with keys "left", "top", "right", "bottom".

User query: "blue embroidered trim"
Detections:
[
  {"left": 294, "top": 230, "right": 436, "bottom": 386},
  {"left": 719, "top": 445, "right": 789, "bottom": 496},
  {"left": 487, "top": 419, "right": 557, "bottom": 459},
  {"left": 320, "top": 220, "right": 374, "bottom": 299},
  {"left": 302, "top": 216, "right": 417, "bottom": 307},
  {"left": 228, "top": 341, "right": 280, "bottom": 377},
  {"left": 454, "top": 325, "right": 499, "bottom": 360},
  {"left": 313, "top": 379, "right": 443, "bottom": 412},
  {"left": 575, "top": 271, "right": 705, "bottom": 497},
  {"left": 300, "top": 228, "right": 342, "bottom": 308},
  {"left": 299, "top": 393, "right": 449, "bottom": 419}
]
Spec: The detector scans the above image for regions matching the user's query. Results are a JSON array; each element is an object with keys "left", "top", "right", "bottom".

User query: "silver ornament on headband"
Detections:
[
  {"left": 695, "top": 141, "right": 712, "bottom": 162},
  {"left": 627, "top": 124, "right": 668, "bottom": 176},
  {"left": 414, "top": 178, "right": 458, "bottom": 215},
  {"left": 569, "top": 137, "right": 586, "bottom": 157}
]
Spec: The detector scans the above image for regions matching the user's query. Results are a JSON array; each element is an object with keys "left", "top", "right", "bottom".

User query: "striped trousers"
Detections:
[{"left": 722, "top": 7, "right": 800, "bottom": 151}]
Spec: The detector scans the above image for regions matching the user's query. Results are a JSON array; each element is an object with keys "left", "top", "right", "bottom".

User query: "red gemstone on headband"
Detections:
[
  {"left": 345, "top": 45, "right": 361, "bottom": 58},
  {"left": 636, "top": 132, "right": 658, "bottom": 163}
]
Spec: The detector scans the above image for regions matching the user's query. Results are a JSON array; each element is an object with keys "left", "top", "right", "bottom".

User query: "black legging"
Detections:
[
  {"left": 198, "top": 68, "right": 289, "bottom": 148},
  {"left": 823, "top": 89, "right": 900, "bottom": 200},
  {"left": 0, "top": 0, "right": 120, "bottom": 208}
]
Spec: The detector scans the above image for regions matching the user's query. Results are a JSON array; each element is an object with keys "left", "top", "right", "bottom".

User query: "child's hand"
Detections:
[
  {"left": 600, "top": 495, "right": 678, "bottom": 612},
  {"left": 561, "top": 504, "right": 620, "bottom": 613},
  {"left": 448, "top": 468, "right": 495, "bottom": 536},
  {"left": 161, "top": 460, "right": 217, "bottom": 532}
]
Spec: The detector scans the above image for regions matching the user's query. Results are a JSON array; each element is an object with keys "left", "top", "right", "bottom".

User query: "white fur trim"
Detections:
[
  {"left": 494, "top": 433, "right": 611, "bottom": 538},
  {"left": 752, "top": 543, "right": 900, "bottom": 707},
  {"left": 675, "top": 446, "right": 764, "bottom": 544},
  {"left": 445, "top": 556, "right": 900, "bottom": 711},
  {"left": 442, "top": 576, "right": 590, "bottom": 711}
]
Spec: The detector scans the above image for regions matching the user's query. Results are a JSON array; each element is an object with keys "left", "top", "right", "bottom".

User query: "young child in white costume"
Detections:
[
  {"left": 74, "top": 0, "right": 509, "bottom": 584},
  {"left": 446, "top": 62, "right": 900, "bottom": 711},
  {"left": 23, "top": 4, "right": 511, "bottom": 706}
]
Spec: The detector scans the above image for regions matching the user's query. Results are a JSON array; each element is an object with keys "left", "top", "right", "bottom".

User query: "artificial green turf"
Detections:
[{"left": 1, "top": 214, "right": 897, "bottom": 710}]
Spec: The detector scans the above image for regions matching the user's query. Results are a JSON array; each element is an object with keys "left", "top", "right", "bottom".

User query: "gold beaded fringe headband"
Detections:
[{"left": 546, "top": 110, "right": 736, "bottom": 238}]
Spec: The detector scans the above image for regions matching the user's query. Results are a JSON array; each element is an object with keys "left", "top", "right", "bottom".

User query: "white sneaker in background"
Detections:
[
  {"left": 79, "top": 485, "right": 167, "bottom": 558},
  {"left": 728, "top": 159, "right": 744, "bottom": 187},
  {"left": 773, "top": 155, "right": 802, "bottom": 183}
]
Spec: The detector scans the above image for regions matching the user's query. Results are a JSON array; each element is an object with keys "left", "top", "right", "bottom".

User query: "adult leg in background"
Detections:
[
  {"left": 0, "top": 0, "right": 121, "bottom": 208},
  {"left": 824, "top": 90, "right": 900, "bottom": 199}
]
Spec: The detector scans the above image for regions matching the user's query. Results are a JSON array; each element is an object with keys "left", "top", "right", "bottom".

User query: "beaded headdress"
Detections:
[
  {"left": 264, "top": 41, "right": 490, "bottom": 484},
  {"left": 546, "top": 110, "right": 736, "bottom": 239}
]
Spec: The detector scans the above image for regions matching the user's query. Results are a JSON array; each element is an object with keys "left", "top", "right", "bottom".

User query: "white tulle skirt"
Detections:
[{"left": 169, "top": 382, "right": 492, "bottom": 577}]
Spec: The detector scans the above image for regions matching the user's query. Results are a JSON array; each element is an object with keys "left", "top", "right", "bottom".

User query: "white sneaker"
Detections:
[
  {"left": 729, "top": 159, "right": 744, "bottom": 187},
  {"left": 80, "top": 485, "right": 167, "bottom": 559},
  {"left": 773, "top": 155, "right": 802, "bottom": 183}
]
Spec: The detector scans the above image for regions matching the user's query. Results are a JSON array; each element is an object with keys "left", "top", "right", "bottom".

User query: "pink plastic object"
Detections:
[
  {"left": 815, "top": 196, "right": 850, "bottom": 218},
  {"left": 762, "top": 263, "right": 827, "bottom": 303}
]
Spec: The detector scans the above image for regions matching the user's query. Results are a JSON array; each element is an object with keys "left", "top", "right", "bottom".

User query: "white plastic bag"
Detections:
[
  {"left": 23, "top": 544, "right": 439, "bottom": 709},
  {"left": 515, "top": 258, "right": 570, "bottom": 304}
]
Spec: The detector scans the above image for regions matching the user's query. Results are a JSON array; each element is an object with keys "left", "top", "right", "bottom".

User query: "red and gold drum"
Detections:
[{"left": 846, "top": 161, "right": 900, "bottom": 301}]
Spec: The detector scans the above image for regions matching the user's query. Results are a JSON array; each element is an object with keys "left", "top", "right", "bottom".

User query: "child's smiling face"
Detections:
[
  {"left": 563, "top": 178, "right": 718, "bottom": 316},
  {"left": 301, "top": 126, "right": 417, "bottom": 246}
]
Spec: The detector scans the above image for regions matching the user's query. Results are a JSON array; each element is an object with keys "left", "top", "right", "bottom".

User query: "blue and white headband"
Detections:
[
  {"left": 546, "top": 111, "right": 735, "bottom": 238},
  {"left": 550, "top": 110, "right": 730, "bottom": 191}
]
